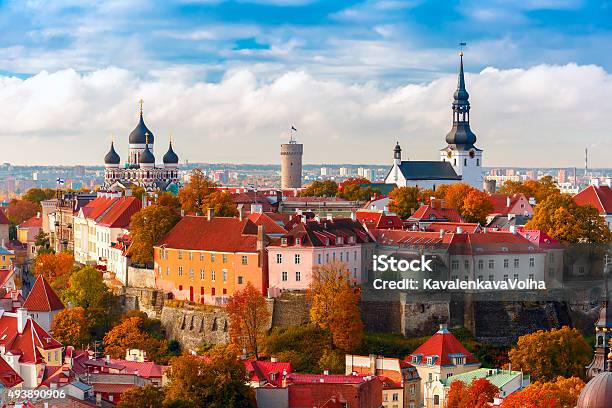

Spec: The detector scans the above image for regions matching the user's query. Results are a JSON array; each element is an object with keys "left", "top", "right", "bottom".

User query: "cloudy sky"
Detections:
[{"left": 0, "top": 0, "right": 611, "bottom": 167}]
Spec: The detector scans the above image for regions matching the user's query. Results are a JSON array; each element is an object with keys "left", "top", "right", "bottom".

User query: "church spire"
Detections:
[{"left": 445, "top": 50, "right": 477, "bottom": 147}]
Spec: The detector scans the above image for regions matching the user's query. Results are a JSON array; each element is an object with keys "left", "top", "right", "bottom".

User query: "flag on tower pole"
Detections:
[
  {"left": 291, "top": 126, "right": 297, "bottom": 131},
  {"left": 56, "top": 178, "right": 65, "bottom": 185}
]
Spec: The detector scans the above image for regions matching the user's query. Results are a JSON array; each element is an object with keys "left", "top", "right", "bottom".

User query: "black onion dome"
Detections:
[
  {"left": 104, "top": 142, "right": 120, "bottom": 164},
  {"left": 163, "top": 142, "right": 179, "bottom": 164},
  {"left": 394, "top": 142, "right": 401, "bottom": 153},
  {"left": 129, "top": 112, "right": 155, "bottom": 145},
  {"left": 139, "top": 144, "right": 155, "bottom": 164}
]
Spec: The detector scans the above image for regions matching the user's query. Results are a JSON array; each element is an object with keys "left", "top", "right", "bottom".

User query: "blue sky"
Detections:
[{"left": 0, "top": 0, "right": 611, "bottom": 166}]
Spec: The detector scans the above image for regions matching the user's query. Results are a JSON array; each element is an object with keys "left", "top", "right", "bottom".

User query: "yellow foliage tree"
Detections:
[
  {"left": 461, "top": 189, "right": 494, "bottom": 224},
  {"left": 309, "top": 262, "right": 363, "bottom": 353},
  {"left": 388, "top": 186, "right": 420, "bottom": 219},
  {"left": 34, "top": 252, "right": 74, "bottom": 282},
  {"left": 226, "top": 282, "right": 270, "bottom": 359},
  {"left": 508, "top": 326, "right": 591, "bottom": 381},
  {"left": 500, "top": 376, "right": 585, "bottom": 408}
]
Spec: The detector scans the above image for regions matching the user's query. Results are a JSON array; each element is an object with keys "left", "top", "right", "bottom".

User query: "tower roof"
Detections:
[
  {"left": 139, "top": 142, "right": 155, "bottom": 164},
  {"left": 394, "top": 142, "right": 401, "bottom": 153},
  {"left": 163, "top": 141, "right": 179, "bottom": 164},
  {"left": 445, "top": 52, "right": 477, "bottom": 149},
  {"left": 454, "top": 52, "right": 469, "bottom": 103},
  {"left": 577, "top": 371, "right": 612, "bottom": 408},
  {"left": 129, "top": 108, "right": 155, "bottom": 145},
  {"left": 23, "top": 275, "right": 65, "bottom": 312},
  {"left": 104, "top": 142, "right": 121, "bottom": 165}
]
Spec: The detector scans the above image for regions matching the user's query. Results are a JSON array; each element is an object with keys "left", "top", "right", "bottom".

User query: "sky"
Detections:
[{"left": 0, "top": 0, "right": 611, "bottom": 167}]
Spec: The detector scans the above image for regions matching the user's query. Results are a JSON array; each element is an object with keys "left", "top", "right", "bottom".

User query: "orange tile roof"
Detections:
[
  {"left": 425, "top": 222, "right": 480, "bottom": 234},
  {"left": 23, "top": 275, "right": 65, "bottom": 312},
  {"left": 156, "top": 216, "right": 262, "bottom": 252},
  {"left": 409, "top": 205, "right": 462, "bottom": 223},
  {"left": 247, "top": 212, "right": 288, "bottom": 235},
  {"left": 574, "top": 185, "right": 612, "bottom": 215},
  {"left": 19, "top": 215, "right": 42, "bottom": 228},
  {"left": 408, "top": 326, "right": 478, "bottom": 367},
  {"left": 96, "top": 196, "right": 141, "bottom": 228},
  {"left": 0, "top": 314, "right": 62, "bottom": 364},
  {"left": 0, "top": 352, "right": 22, "bottom": 387},
  {"left": 488, "top": 193, "right": 530, "bottom": 215}
]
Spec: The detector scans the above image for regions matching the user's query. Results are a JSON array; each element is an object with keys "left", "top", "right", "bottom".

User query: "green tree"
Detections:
[
  {"left": 388, "top": 186, "right": 420, "bottom": 219},
  {"left": 299, "top": 180, "right": 338, "bottom": 197},
  {"left": 129, "top": 205, "right": 181, "bottom": 264},
  {"left": 117, "top": 384, "right": 164, "bottom": 408}
]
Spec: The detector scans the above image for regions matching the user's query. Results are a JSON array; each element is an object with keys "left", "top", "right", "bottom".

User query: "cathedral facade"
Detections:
[
  {"left": 385, "top": 52, "right": 484, "bottom": 190},
  {"left": 104, "top": 104, "right": 180, "bottom": 192}
]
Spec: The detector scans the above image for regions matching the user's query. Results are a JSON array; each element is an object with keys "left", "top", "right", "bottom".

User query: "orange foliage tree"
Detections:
[
  {"left": 51, "top": 307, "right": 92, "bottom": 347},
  {"left": 508, "top": 326, "right": 591, "bottom": 381},
  {"left": 388, "top": 186, "right": 420, "bottom": 219},
  {"left": 6, "top": 199, "right": 39, "bottom": 225},
  {"left": 178, "top": 168, "right": 218, "bottom": 214},
  {"left": 103, "top": 316, "right": 168, "bottom": 363},
  {"left": 226, "top": 282, "right": 270, "bottom": 359},
  {"left": 500, "top": 376, "right": 585, "bottom": 408},
  {"left": 34, "top": 252, "right": 74, "bottom": 281},
  {"left": 309, "top": 262, "right": 363, "bottom": 352},
  {"left": 446, "top": 378, "right": 499, "bottom": 408},
  {"left": 128, "top": 204, "right": 180, "bottom": 264},
  {"left": 443, "top": 183, "right": 475, "bottom": 215},
  {"left": 461, "top": 189, "right": 494, "bottom": 224}
]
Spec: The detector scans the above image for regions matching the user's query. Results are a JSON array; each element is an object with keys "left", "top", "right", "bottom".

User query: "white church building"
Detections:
[{"left": 385, "top": 52, "right": 483, "bottom": 190}]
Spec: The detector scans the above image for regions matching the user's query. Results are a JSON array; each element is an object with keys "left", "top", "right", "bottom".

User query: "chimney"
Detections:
[
  {"left": 17, "top": 307, "right": 27, "bottom": 334},
  {"left": 250, "top": 203, "right": 263, "bottom": 214},
  {"left": 509, "top": 225, "right": 517, "bottom": 235},
  {"left": 350, "top": 212, "right": 356, "bottom": 221},
  {"left": 323, "top": 370, "right": 330, "bottom": 375},
  {"left": 439, "top": 229, "right": 444, "bottom": 238},
  {"left": 314, "top": 214, "right": 320, "bottom": 223},
  {"left": 369, "top": 354, "right": 376, "bottom": 374},
  {"left": 106, "top": 355, "right": 111, "bottom": 364},
  {"left": 326, "top": 213, "right": 333, "bottom": 221},
  {"left": 37, "top": 211, "right": 40, "bottom": 219},
  {"left": 439, "top": 323, "right": 448, "bottom": 332},
  {"left": 237, "top": 204, "right": 245, "bottom": 221},
  {"left": 271, "top": 356, "right": 278, "bottom": 363},
  {"left": 180, "top": 209, "right": 185, "bottom": 217},
  {"left": 257, "top": 225, "right": 265, "bottom": 252},
  {"left": 456, "top": 226, "right": 463, "bottom": 234},
  {"left": 207, "top": 207, "right": 214, "bottom": 221},
  {"left": 506, "top": 196, "right": 511, "bottom": 208}
]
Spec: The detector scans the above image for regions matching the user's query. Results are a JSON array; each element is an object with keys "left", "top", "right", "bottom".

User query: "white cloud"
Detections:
[{"left": 0, "top": 63, "right": 611, "bottom": 168}]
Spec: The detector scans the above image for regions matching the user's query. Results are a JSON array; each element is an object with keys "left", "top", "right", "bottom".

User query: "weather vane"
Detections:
[
  {"left": 459, "top": 42, "right": 467, "bottom": 56},
  {"left": 139, "top": 98, "right": 144, "bottom": 114}
]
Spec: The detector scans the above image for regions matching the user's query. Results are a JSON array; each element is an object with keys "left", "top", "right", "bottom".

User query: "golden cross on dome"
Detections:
[
  {"left": 145, "top": 131, "right": 149, "bottom": 145},
  {"left": 139, "top": 98, "right": 144, "bottom": 115}
]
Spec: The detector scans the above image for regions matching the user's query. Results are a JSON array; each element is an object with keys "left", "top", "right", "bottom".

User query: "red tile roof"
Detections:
[
  {"left": 19, "top": 215, "right": 43, "bottom": 229},
  {"left": 425, "top": 222, "right": 480, "bottom": 234},
  {"left": 96, "top": 197, "right": 141, "bottom": 228},
  {"left": 0, "top": 352, "right": 23, "bottom": 387},
  {"left": 244, "top": 360, "right": 293, "bottom": 387},
  {"left": 488, "top": 193, "right": 532, "bottom": 216},
  {"left": 279, "top": 218, "right": 371, "bottom": 247},
  {"left": 0, "top": 209, "right": 8, "bottom": 225},
  {"left": 0, "top": 267, "right": 16, "bottom": 289},
  {"left": 574, "top": 185, "right": 612, "bottom": 215},
  {"left": 408, "top": 326, "right": 478, "bottom": 367},
  {"left": 23, "top": 275, "right": 65, "bottom": 312},
  {"left": 156, "top": 216, "right": 262, "bottom": 252},
  {"left": 0, "top": 313, "right": 62, "bottom": 364},
  {"left": 409, "top": 205, "right": 462, "bottom": 223},
  {"left": 108, "top": 359, "right": 168, "bottom": 378},
  {"left": 247, "top": 212, "right": 288, "bottom": 235},
  {"left": 356, "top": 210, "right": 402, "bottom": 230},
  {"left": 81, "top": 197, "right": 118, "bottom": 220},
  {"left": 286, "top": 373, "right": 372, "bottom": 385},
  {"left": 92, "top": 382, "right": 137, "bottom": 394}
]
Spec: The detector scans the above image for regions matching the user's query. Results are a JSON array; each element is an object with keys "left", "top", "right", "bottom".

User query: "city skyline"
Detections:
[{"left": 0, "top": 1, "right": 611, "bottom": 167}]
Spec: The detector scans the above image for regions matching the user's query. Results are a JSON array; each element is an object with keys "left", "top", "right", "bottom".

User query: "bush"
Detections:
[
  {"left": 318, "top": 349, "right": 345, "bottom": 374},
  {"left": 356, "top": 332, "right": 429, "bottom": 359},
  {"left": 265, "top": 325, "right": 330, "bottom": 373}
]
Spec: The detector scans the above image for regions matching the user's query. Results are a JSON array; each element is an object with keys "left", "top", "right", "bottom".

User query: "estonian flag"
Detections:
[
  {"left": 56, "top": 178, "right": 65, "bottom": 184},
  {"left": 291, "top": 126, "right": 297, "bottom": 131}
]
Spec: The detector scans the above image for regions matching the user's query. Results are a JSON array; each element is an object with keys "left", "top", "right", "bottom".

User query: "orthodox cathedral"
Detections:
[
  {"left": 385, "top": 52, "right": 483, "bottom": 190},
  {"left": 104, "top": 102, "right": 180, "bottom": 192}
]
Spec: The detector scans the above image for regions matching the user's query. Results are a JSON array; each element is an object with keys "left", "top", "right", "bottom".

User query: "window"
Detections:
[
  {"left": 222, "top": 254, "right": 228, "bottom": 263},
  {"left": 488, "top": 260, "right": 494, "bottom": 269},
  {"left": 189, "top": 268, "right": 194, "bottom": 279},
  {"left": 529, "top": 257, "right": 535, "bottom": 267},
  {"left": 340, "top": 252, "right": 343, "bottom": 262},
  {"left": 211, "top": 254, "right": 216, "bottom": 262},
  {"left": 464, "top": 158, "right": 467, "bottom": 166},
  {"left": 222, "top": 269, "right": 227, "bottom": 282},
  {"left": 200, "top": 269, "right": 205, "bottom": 280},
  {"left": 282, "top": 271, "right": 288, "bottom": 281},
  {"left": 317, "top": 254, "right": 322, "bottom": 264},
  {"left": 189, "top": 252, "right": 193, "bottom": 260},
  {"left": 478, "top": 260, "right": 484, "bottom": 269},
  {"left": 295, "top": 271, "right": 301, "bottom": 281},
  {"left": 295, "top": 254, "right": 301, "bottom": 264},
  {"left": 332, "top": 252, "right": 336, "bottom": 261},
  {"left": 178, "top": 267, "right": 183, "bottom": 276},
  {"left": 166, "top": 267, "right": 170, "bottom": 276},
  {"left": 451, "top": 260, "right": 459, "bottom": 270},
  {"left": 238, "top": 276, "right": 243, "bottom": 284},
  {"left": 464, "top": 260, "right": 469, "bottom": 269},
  {"left": 434, "top": 395, "right": 440, "bottom": 406},
  {"left": 178, "top": 250, "right": 183, "bottom": 260},
  {"left": 529, "top": 273, "right": 534, "bottom": 280},
  {"left": 503, "top": 274, "right": 508, "bottom": 281},
  {"left": 504, "top": 259, "right": 509, "bottom": 268},
  {"left": 354, "top": 268, "right": 357, "bottom": 278},
  {"left": 514, "top": 258, "right": 520, "bottom": 268},
  {"left": 478, "top": 275, "right": 483, "bottom": 280},
  {"left": 200, "top": 253, "right": 204, "bottom": 261},
  {"left": 281, "top": 238, "right": 287, "bottom": 245},
  {"left": 276, "top": 254, "right": 283, "bottom": 263},
  {"left": 241, "top": 255, "right": 248, "bottom": 265},
  {"left": 295, "top": 238, "right": 301, "bottom": 245},
  {"left": 514, "top": 273, "right": 519, "bottom": 280},
  {"left": 488, "top": 275, "right": 494, "bottom": 281},
  {"left": 211, "top": 270, "right": 216, "bottom": 282},
  {"left": 326, "top": 253, "right": 329, "bottom": 262},
  {"left": 392, "top": 393, "right": 398, "bottom": 401},
  {"left": 477, "top": 158, "right": 480, "bottom": 166},
  {"left": 211, "top": 287, "right": 216, "bottom": 295}
]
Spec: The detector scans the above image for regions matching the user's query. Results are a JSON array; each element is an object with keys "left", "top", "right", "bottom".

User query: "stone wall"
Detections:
[
  {"left": 122, "top": 287, "right": 165, "bottom": 318},
  {"left": 160, "top": 304, "right": 231, "bottom": 351},
  {"left": 127, "top": 266, "right": 156, "bottom": 289},
  {"left": 271, "top": 293, "right": 311, "bottom": 327}
]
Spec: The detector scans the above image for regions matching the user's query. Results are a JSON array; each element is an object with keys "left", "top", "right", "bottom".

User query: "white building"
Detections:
[{"left": 385, "top": 52, "right": 483, "bottom": 190}]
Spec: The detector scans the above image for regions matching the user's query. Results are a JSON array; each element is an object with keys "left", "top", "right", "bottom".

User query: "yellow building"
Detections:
[{"left": 0, "top": 245, "right": 15, "bottom": 269}]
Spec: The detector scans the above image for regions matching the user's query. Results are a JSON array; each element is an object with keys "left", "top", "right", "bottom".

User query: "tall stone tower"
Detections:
[{"left": 280, "top": 133, "right": 303, "bottom": 189}]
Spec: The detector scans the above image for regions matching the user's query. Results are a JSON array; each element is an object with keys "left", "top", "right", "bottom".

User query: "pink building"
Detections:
[{"left": 267, "top": 217, "right": 374, "bottom": 296}]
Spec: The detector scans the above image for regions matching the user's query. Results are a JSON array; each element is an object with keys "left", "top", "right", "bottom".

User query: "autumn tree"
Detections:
[
  {"left": 117, "top": 384, "right": 164, "bottom": 408},
  {"left": 156, "top": 191, "right": 181, "bottom": 213},
  {"left": 164, "top": 347, "right": 255, "bottom": 408},
  {"left": 508, "top": 326, "right": 591, "bottom": 381},
  {"left": 178, "top": 168, "right": 218, "bottom": 214},
  {"left": 6, "top": 199, "right": 39, "bottom": 225},
  {"left": 103, "top": 316, "right": 168, "bottom": 363},
  {"left": 498, "top": 176, "right": 560, "bottom": 203},
  {"left": 129, "top": 204, "right": 181, "bottom": 264},
  {"left": 418, "top": 184, "right": 450, "bottom": 204},
  {"left": 226, "top": 282, "right": 270, "bottom": 359},
  {"left": 336, "top": 178, "right": 379, "bottom": 201},
  {"left": 299, "top": 180, "right": 338, "bottom": 197},
  {"left": 51, "top": 307, "right": 92, "bottom": 347},
  {"left": 461, "top": 189, "right": 494, "bottom": 224},
  {"left": 526, "top": 194, "right": 612, "bottom": 243},
  {"left": 34, "top": 231, "right": 51, "bottom": 254},
  {"left": 443, "top": 183, "right": 475, "bottom": 215},
  {"left": 22, "top": 188, "right": 55, "bottom": 206},
  {"left": 388, "top": 186, "right": 420, "bottom": 219},
  {"left": 446, "top": 378, "right": 499, "bottom": 408},
  {"left": 34, "top": 252, "right": 74, "bottom": 281},
  {"left": 500, "top": 376, "right": 585, "bottom": 408},
  {"left": 206, "top": 190, "right": 239, "bottom": 217},
  {"left": 309, "top": 262, "right": 363, "bottom": 353}
]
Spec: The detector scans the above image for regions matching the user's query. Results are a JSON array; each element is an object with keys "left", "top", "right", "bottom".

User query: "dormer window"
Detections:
[
  {"left": 426, "top": 356, "right": 433, "bottom": 365},
  {"left": 281, "top": 238, "right": 288, "bottom": 246},
  {"left": 295, "top": 238, "right": 301, "bottom": 245},
  {"left": 337, "top": 237, "right": 343, "bottom": 245}
]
